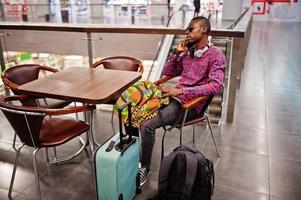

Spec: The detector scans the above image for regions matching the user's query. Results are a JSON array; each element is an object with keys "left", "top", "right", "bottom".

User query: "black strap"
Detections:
[
  {"left": 118, "top": 102, "right": 132, "bottom": 146},
  {"left": 208, "top": 159, "right": 215, "bottom": 196},
  {"left": 133, "top": 83, "right": 156, "bottom": 108},
  {"left": 182, "top": 153, "right": 198, "bottom": 198},
  {"left": 158, "top": 151, "right": 179, "bottom": 193},
  {"left": 132, "top": 84, "right": 145, "bottom": 107}
]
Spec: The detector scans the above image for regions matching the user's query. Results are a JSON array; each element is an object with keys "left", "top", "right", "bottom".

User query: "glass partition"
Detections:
[{"left": 0, "top": 29, "right": 166, "bottom": 94}]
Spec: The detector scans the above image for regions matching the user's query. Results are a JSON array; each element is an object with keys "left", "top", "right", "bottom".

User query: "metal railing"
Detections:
[{"left": 227, "top": 7, "right": 250, "bottom": 30}]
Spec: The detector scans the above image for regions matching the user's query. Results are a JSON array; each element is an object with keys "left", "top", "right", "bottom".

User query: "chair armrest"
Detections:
[
  {"left": 0, "top": 95, "right": 95, "bottom": 115},
  {"left": 46, "top": 104, "right": 96, "bottom": 115},
  {"left": 138, "top": 62, "right": 144, "bottom": 74},
  {"left": 153, "top": 75, "right": 177, "bottom": 86},
  {"left": 1, "top": 94, "right": 28, "bottom": 102},
  {"left": 0, "top": 95, "right": 46, "bottom": 113},
  {"left": 182, "top": 96, "right": 208, "bottom": 110},
  {"left": 39, "top": 65, "right": 59, "bottom": 73},
  {"left": 1, "top": 76, "right": 19, "bottom": 90},
  {"left": 90, "top": 60, "right": 102, "bottom": 68}
]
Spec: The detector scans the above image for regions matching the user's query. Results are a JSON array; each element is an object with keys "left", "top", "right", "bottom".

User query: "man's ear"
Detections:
[{"left": 201, "top": 26, "right": 207, "bottom": 34}]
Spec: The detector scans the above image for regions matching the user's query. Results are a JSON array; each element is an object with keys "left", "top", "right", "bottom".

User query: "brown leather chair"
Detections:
[
  {"left": 91, "top": 56, "right": 144, "bottom": 74},
  {"left": 91, "top": 56, "right": 144, "bottom": 122},
  {"left": 154, "top": 76, "right": 220, "bottom": 159},
  {"left": 0, "top": 95, "right": 95, "bottom": 200},
  {"left": 1, "top": 64, "right": 70, "bottom": 108}
]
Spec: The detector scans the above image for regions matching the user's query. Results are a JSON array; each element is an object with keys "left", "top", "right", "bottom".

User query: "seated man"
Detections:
[{"left": 139, "top": 16, "right": 226, "bottom": 186}]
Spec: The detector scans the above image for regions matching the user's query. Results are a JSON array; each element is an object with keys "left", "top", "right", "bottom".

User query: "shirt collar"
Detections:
[{"left": 196, "top": 42, "right": 211, "bottom": 50}]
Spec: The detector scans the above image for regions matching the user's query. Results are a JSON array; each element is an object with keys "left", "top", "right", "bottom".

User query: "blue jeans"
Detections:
[{"left": 140, "top": 98, "right": 197, "bottom": 168}]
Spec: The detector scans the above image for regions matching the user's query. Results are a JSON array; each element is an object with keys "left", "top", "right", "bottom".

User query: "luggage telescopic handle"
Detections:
[{"left": 118, "top": 102, "right": 133, "bottom": 146}]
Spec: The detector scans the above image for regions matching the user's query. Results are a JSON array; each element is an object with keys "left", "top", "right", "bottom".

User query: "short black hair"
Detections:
[{"left": 191, "top": 16, "right": 211, "bottom": 35}]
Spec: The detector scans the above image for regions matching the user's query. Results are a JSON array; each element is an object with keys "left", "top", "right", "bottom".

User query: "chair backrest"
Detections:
[
  {"left": 2, "top": 64, "right": 41, "bottom": 89},
  {"left": 0, "top": 95, "right": 46, "bottom": 147},
  {"left": 2, "top": 64, "right": 43, "bottom": 106},
  {"left": 91, "top": 56, "right": 144, "bottom": 73}
]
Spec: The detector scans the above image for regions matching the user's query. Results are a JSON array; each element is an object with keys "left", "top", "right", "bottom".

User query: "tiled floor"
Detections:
[{"left": 1, "top": 21, "right": 301, "bottom": 200}]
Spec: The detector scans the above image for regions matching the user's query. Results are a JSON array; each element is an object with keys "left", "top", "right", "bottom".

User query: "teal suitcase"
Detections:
[{"left": 94, "top": 103, "right": 140, "bottom": 200}]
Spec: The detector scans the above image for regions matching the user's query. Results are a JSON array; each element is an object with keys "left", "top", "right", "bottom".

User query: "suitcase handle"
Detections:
[{"left": 118, "top": 102, "right": 133, "bottom": 147}]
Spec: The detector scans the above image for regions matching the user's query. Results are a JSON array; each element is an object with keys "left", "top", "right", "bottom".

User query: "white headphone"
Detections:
[{"left": 193, "top": 45, "right": 210, "bottom": 58}]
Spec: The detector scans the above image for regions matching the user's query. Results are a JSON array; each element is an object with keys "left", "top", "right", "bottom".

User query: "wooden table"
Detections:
[
  {"left": 18, "top": 67, "right": 141, "bottom": 104},
  {"left": 18, "top": 67, "right": 141, "bottom": 152}
]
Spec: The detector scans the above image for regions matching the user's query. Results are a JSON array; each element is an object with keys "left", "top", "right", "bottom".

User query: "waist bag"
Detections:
[{"left": 113, "top": 80, "right": 169, "bottom": 128}]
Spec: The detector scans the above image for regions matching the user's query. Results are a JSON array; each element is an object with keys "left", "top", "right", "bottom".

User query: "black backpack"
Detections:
[{"left": 151, "top": 146, "right": 214, "bottom": 200}]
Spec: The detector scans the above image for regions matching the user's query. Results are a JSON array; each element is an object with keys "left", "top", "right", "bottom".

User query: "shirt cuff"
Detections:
[{"left": 182, "top": 87, "right": 192, "bottom": 95}]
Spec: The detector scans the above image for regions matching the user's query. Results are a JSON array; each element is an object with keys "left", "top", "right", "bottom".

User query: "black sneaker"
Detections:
[{"left": 139, "top": 166, "right": 151, "bottom": 187}]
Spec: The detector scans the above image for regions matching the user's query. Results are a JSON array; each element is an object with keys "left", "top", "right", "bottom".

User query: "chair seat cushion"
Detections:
[{"left": 39, "top": 116, "right": 89, "bottom": 147}]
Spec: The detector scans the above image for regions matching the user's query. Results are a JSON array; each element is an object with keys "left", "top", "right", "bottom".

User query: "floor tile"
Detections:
[
  {"left": 268, "top": 133, "right": 301, "bottom": 162},
  {"left": 270, "top": 158, "right": 301, "bottom": 200},
  {"left": 266, "top": 96, "right": 301, "bottom": 116},
  {"left": 267, "top": 112, "right": 301, "bottom": 134},
  {"left": 204, "top": 149, "right": 269, "bottom": 194},
  {"left": 233, "top": 107, "right": 267, "bottom": 130},
  {"left": 206, "top": 125, "right": 268, "bottom": 155},
  {"left": 212, "top": 185, "right": 269, "bottom": 200},
  {"left": 237, "top": 94, "right": 266, "bottom": 111}
]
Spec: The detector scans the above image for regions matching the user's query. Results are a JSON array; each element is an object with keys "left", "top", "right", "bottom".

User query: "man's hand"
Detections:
[
  {"left": 160, "top": 86, "right": 182, "bottom": 97},
  {"left": 175, "top": 40, "right": 189, "bottom": 53}
]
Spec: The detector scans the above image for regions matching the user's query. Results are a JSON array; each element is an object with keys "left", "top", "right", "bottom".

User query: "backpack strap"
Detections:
[
  {"left": 158, "top": 151, "right": 178, "bottom": 193},
  {"left": 208, "top": 159, "right": 215, "bottom": 196},
  {"left": 132, "top": 84, "right": 145, "bottom": 107},
  {"left": 182, "top": 153, "right": 198, "bottom": 198}
]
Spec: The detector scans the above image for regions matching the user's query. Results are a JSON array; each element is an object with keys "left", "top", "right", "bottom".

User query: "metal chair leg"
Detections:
[
  {"left": 48, "top": 134, "right": 88, "bottom": 165},
  {"left": 206, "top": 115, "right": 220, "bottom": 157},
  {"left": 8, "top": 144, "right": 25, "bottom": 199},
  {"left": 53, "top": 147, "right": 57, "bottom": 162},
  {"left": 32, "top": 148, "right": 42, "bottom": 200},
  {"left": 161, "top": 129, "right": 168, "bottom": 162},
  {"left": 45, "top": 148, "right": 50, "bottom": 163},
  {"left": 74, "top": 102, "right": 79, "bottom": 119},
  {"left": 192, "top": 124, "right": 196, "bottom": 147},
  {"left": 179, "top": 109, "right": 188, "bottom": 146}
]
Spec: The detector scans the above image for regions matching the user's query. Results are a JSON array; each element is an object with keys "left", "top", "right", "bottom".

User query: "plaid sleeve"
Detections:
[{"left": 162, "top": 53, "right": 184, "bottom": 76}]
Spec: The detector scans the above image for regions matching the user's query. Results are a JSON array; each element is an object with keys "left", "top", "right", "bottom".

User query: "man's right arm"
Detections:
[
  {"left": 162, "top": 40, "right": 188, "bottom": 76},
  {"left": 162, "top": 53, "right": 183, "bottom": 76}
]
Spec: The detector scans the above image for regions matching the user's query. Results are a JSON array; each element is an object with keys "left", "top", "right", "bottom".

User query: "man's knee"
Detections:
[{"left": 140, "top": 119, "right": 157, "bottom": 137}]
